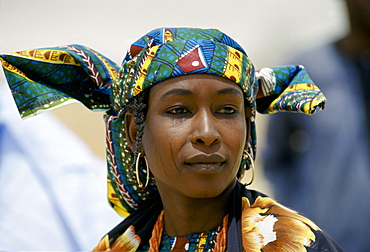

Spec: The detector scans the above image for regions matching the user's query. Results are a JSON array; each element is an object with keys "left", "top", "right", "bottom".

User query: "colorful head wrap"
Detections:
[{"left": 0, "top": 27, "right": 326, "bottom": 217}]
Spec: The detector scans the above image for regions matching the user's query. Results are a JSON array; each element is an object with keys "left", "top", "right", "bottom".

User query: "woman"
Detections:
[{"left": 0, "top": 27, "right": 342, "bottom": 251}]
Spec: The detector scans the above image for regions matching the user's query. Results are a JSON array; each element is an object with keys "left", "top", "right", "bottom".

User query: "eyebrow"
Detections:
[
  {"left": 217, "top": 87, "right": 243, "bottom": 97},
  {"left": 160, "top": 88, "right": 193, "bottom": 100}
]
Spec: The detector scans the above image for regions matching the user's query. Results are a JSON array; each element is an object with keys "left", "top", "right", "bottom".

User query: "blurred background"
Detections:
[{"left": 0, "top": 0, "right": 349, "bottom": 250}]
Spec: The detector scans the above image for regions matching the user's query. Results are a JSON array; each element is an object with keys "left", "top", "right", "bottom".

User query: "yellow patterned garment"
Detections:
[
  {"left": 240, "top": 196, "right": 320, "bottom": 251},
  {"left": 93, "top": 183, "right": 342, "bottom": 251}
]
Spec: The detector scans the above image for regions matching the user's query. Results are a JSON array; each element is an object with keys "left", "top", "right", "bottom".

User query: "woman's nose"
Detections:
[{"left": 190, "top": 110, "right": 221, "bottom": 146}]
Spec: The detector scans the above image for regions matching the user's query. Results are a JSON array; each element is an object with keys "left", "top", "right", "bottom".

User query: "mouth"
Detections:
[
  {"left": 184, "top": 154, "right": 226, "bottom": 173},
  {"left": 185, "top": 162, "right": 226, "bottom": 173}
]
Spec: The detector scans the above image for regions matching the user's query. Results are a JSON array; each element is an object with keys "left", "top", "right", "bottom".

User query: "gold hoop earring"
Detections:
[
  {"left": 243, "top": 150, "right": 255, "bottom": 186},
  {"left": 135, "top": 152, "right": 150, "bottom": 188}
]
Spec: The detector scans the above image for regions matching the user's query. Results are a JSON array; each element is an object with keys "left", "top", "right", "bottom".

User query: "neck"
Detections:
[{"left": 158, "top": 180, "right": 236, "bottom": 237}]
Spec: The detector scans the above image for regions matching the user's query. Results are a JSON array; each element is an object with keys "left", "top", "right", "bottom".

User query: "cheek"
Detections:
[
  {"left": 225, "top": 120, "right": 247, "bottom": 145},
  {"left": 144, "top": 122, "right": 183, "bottom": 151},
  {"left": 145, "top": 115, "right": 188, "bottom": 148},
  {"left": 225, "top": 121, "right": 247, "bottom": 166},
  {"left": 142, "top": 119, "right": 184, "bottom": 176}
]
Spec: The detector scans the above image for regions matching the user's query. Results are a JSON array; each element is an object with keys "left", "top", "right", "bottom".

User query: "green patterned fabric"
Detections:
[{"left": 0, "top": 45, "right": 118, "bottom": 118}]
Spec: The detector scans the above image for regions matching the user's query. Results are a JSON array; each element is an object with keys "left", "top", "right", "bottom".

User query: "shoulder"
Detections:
[
  {"left": 93, "top": 226, "right": 140, "bottom": 251},
  {"left": 240, "top": 194, "right": 343, "bottom": 251}
]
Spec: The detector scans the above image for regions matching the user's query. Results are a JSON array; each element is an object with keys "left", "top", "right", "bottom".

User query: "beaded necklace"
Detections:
[{"left": 147, "top": 211, "right": 228, "bottom": 252}]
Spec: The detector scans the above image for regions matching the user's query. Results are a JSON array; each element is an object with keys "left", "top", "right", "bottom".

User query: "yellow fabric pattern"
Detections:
[
  {"left": 93, "top": 225, "right": 141, "bottom": 251},
  {"left": 241, "top": 196, "right": 320, "bottom": 251}
]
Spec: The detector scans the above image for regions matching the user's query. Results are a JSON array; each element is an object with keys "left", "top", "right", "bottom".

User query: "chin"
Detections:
[{"left": 185, "top": 180, "right": 236, "bottom": 199}]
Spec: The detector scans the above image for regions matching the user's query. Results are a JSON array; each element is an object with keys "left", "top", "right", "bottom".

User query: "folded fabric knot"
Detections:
[{"left": 255, "top": 65, "right": 326, "bottom": 115}]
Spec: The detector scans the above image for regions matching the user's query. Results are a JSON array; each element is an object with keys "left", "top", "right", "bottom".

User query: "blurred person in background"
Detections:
[
  {"left": 263, "top": 0, "right": 370, "bottom": 251},
  {"left": 0, "top": 84, "right": 121, "bottom": 250}
]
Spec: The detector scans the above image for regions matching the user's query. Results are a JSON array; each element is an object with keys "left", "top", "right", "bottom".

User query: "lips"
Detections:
[{"left": 184, "top": 154, "right": 226, "bottom": 173}]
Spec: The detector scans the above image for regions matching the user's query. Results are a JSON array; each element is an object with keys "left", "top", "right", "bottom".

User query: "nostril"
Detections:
[
  {"left": 194, "top": 137, "right": 220, "bottom": 146},
  {"left": 196, "top": 138, "right": 205, "bottom": 144}
]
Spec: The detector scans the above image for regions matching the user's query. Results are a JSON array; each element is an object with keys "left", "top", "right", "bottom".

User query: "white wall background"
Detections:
[
  {"left": 0, "top": 0, "right": 349, "bottom": 193},
  {"left": 0, "top": 0, "right": 348, "bottom": 67}
]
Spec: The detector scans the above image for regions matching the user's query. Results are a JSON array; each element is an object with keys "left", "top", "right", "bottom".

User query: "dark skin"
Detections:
[{"left": 125, "top": 74, "right": 250, "bottom": 236}]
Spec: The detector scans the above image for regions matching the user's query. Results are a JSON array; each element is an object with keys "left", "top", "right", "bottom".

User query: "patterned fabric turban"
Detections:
[{"left": 0, "top": 27, "right": 326, "bottom": 217}]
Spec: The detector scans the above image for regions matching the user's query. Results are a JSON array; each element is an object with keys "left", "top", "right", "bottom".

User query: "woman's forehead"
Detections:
[{"left": 148, "top": 74, "right": 244, "bottom": 100}]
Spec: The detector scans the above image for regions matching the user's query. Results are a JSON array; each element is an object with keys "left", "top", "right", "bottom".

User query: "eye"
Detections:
[
  {"left": 166, "top": 107, "right": 190, "bottom": 115},
  {"left": 216, "top": 106, "right": 237, "bottom": 115}
]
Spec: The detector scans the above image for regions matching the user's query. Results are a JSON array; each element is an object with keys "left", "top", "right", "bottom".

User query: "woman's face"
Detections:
[{"left": 142, "top": 74, "right": 247, "bottom": 199}]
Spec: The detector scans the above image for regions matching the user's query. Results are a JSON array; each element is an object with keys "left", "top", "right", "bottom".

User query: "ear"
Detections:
[
  {"left": 245, "top": 107, "right": 252, "bottom": 142},
  {"left": 124, "top": 112, "right": 138, "bottom": 153},
  {"left": 244, "top": 114, "right": 252, "bottom": 151}
]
